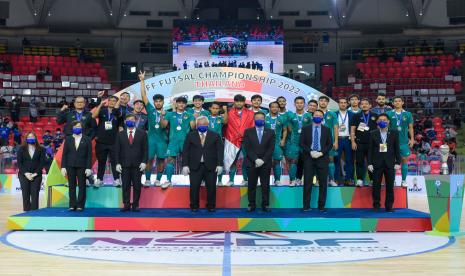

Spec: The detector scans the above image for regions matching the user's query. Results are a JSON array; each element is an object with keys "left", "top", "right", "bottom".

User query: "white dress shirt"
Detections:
[
  {"left": 73, "top": 134, "right": 82, "bottom": 149},
  {"left": 28, "top": 145, "right": 35, "bottom": 159},
  {"left": 199, "top": 131, "right": 207, "bottom": 162}
]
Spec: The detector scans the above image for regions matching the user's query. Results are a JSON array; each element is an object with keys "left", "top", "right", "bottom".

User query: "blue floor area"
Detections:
[{"left": 12, "top": 208, "right": 430, "bottom": 219}]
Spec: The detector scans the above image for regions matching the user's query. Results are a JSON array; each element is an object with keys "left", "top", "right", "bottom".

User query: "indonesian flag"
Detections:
[{"left": 224, "top": 107, "right": 255, "bottom": 172}]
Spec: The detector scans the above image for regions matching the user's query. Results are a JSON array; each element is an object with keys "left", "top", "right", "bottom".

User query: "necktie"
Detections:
[
  {"left": 129, "top": 130, "right": 133, "bottom": 145},
  {"left": 258, "top": 128, "right": 263, "bottom": 144},
  {"left": 313, "top": 126, "right": 319, "bottom": 151},
  {"left": 200, "top": 133, "right": 206, "bottom": 146}
]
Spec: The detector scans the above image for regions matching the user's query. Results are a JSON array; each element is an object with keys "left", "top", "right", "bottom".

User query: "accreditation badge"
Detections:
[
  {"left": 104, "top": 121, "right": 113, "bottom": 130},
  {"left": 380, "top": 143, "right": 388, "bottom": 152},
  {"left": 357, "top": 123, "right": 367, "bottom": 132}
]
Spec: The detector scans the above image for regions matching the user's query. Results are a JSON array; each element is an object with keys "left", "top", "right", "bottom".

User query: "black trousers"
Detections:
[
  {"left": 247, "top": 164, "right": 271, "bottom": 208},
  {"left": 122, "top": 167, "right": 142, "bottom": 208},
  {"left": 95, "top": 142, "right": 119, "bottom": 180},
  {"left": 189, "top": 163, "right": 216, "bottom": 209},
  {"left": 355, "top": 143, "right": 373, "bottom": 181},
  {"left": 67, "top": 167, "right": 87, "bottom": 209},
  {"left": 303, "top": 155, "right": 328, "bottom": 209},
  {"left": 18, "top": 174, "right": 42, "bottom": 211},
  {"left": 372, "top": 165, "right": 395, "bottom": 209},
  {"left": 296, "top": 153, "right": 304, "bottom": 180}
]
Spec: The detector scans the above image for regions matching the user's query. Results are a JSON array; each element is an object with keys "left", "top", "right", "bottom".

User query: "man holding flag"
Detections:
[{"left": 224, "top": 94, "right": 255, "bottom": 185}]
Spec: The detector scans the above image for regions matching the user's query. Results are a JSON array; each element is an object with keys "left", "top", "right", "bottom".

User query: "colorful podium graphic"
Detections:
[{"left": 425, "top": 175, "right": 465, "bottom": 236}]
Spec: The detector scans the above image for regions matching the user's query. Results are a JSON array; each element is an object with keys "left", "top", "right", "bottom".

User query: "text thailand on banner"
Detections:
[{"left": 113, "top": 67, "right": 338, "bottom": 111}]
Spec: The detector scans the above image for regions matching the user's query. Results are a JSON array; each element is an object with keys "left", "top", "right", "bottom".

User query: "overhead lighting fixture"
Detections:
[
  {"left": 342, "top": 14, "right": 346, "bottom": 18},
  {"left": 328, "top": 12, "right": 333, "bottom": 19},
  {"left": 256, "top": 16, "right": 260, "bottom": 20},
  {"left": 419, "top": 10, "right": 423, "bottom": 16},
  {"left": 405, "top": 11, "right": 409, "bottom": 17},
  {"left": 33, "top": 10, "right": 37, "bottom": 16},
  {"left": 297, "top": 65, "right": 303, "bottom": 69},
  {"left": 47, "top": 11, "right": 51, "bottom": 17},
  {"left": 123, "top": 12, "right": 128, "bottom": 17},
  {"left": 130, "top": 67, "right": 136, "bottom": 73},
  {"left": 270, "top": 15, "right": 273, "bottom": 19},
  {"left": 110, "top": 11, "right": 113, "bottom": 16}
]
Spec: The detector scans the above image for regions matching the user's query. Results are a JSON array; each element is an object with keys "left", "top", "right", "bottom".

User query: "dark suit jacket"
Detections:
[
  {"left": 115, "top": 128, "right": 148, "bottom": 167},
  {"left": 243, "top": 127, "right": 275, "bottom": 168},
  {"left": 17, "top": 145, "right": 46, "bottom": 175},
  {"left": 57, "top": 109, "right": 95, "bottom": 138},
  {"left": 182, "top": 131, "right": 224, "bottom": 170},
  {"left": 299, "top": 124, "right": 333, "bottom": 162},
  {"left": 61, "top": 135, "right": 92, "bottom": 169},
  {"left": 367, "top": 129, "right": 401, "bottom": 168}
]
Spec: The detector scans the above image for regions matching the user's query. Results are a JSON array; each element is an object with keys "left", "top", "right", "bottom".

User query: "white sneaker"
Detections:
[
  {"left": 153, "top": 180, "right": 161, "bottom": 186},
  {"left": 143, "top": 180, "right": 151, "bottom": 187},
  {"left": 401, "top": 180, "right": 407, "bottom": 187},
  {"left": 275, "top": 180, "right": 282, "bottom": 186},
  {"left": 86, "top": 179, "right": 91, "bottom": 187},
  {"left": 241, "top": 180, "right": 248, "bottom": 186},
  {"left": 113, "top": 179, "right": 122, "bottom": 187},
  {"left": 314, "top": 181, "right": 319, "bottom": 186},
  {"left": 161, "top": 181, "right": 171, "bottom": 189},
  {"left": 225, "top": 181, "right": 234, "bottom": 186},
  {"left": 329, "top": 180, "right": 338, "bottom": 187},
  {"left": 289, "top": 180, "right": 296, "bottom": 187},
  {"left": 295, "top": 179, "right": 302, "bottom": 186},
  {"left": 356, "top": 180, "right": 363, "bottom": 187},
  {"left": 94, "top": 179, "right": 102, "bottom": 188},
  {"left": 366, "top": 181, "right": 373, "bottom": 187},
  {"left": 217, "top": 181, "right": 223, "bottom": 186}
]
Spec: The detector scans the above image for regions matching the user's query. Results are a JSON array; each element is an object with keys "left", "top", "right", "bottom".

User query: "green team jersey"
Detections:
[
  {"left": 287, "top": 112, "right": 312, "bottom": 144},
  {"left": 278, "top": 110, "right": 293, "bottom": 127},
  {"left": 165, "top": 111, "right": 194, "bottom": 141},
  {"left": 187, "top": 107, "right": 210, "bottom": 117},
  {"left": 265, "top": 114, "right": 285, "bottom": 143},
  {"left": 146, "top": 103, "right": 168, "bottom": 140},
  {"left": 387, "top": 109, "right": 413, "bottom": 145},
  {"left": 323, "top": 110, "right": 338, "bottom": 142},
  {"left": 207, "top": 115, "right": 224, "bottom": 137},
  {"left": 250, "top": 107, "right": 268, "bottom": 115}
]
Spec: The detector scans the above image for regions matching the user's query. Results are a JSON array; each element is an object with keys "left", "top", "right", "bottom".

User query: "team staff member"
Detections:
[
  {"left": 285, "top": 96, "right": 312, "bottom": 186},
  {"left": 17, "top": 132, "right": 46, "bottom": 211},
  {"left": 318, "top": 95, "right": 338, "bottom": 187},
  {"left": 91, "top": 95, "right": 121, "bottom": 188},
  {"left": 188, "top": 95, "right": 210, "bottom": 118},
  {"left": 133, "top": 99, "right": 148, "bottom": 131},
  {"left": 387, "top": 96, "right": 414, "bottom": 187},
  {"left": 61, "top": 121, "right": 93, "bottom": 211},
  {"left": 348, "top": 94, "right": 361, "bottom": 114},
  {"left": 265, "top": 102, "right": 287, "bottom": 186},
  {"left": 57, "top": 95, "right": 94, "bottom": 137},
  {"left": 115, "top": 114, "right": 148, "bottom": 212},
  {"left": 300, "top": 110, "right": 333, "bottom": 212},
  {"left": 297, "top": 100, "right": 319, "bottom": 183},
  {"left": 207, "top": 102, "right": 228, "bottom": 185},
  {"left": 182, "top": 116, "right": 224, "bottom": 212},
  {"left": 117, "top": 91, "right": 134, "bottom": 129},
  {"left": 350, "top": 98, "right": 378, "bottom": 187},
  {"left": 161, "top": 97, "right": 195, "bottom": 188},
  {"left": 243, "top": 112, "right": 275, "bottom": 212},
  {"left": 140, "top": 71, "right": 168, "bottom": 187},
  {"left": 334, "top": 97, "right": 355, "bottom": 185},
  {"left": 367, "top": 114, "right": 401, "bottom": 212}
]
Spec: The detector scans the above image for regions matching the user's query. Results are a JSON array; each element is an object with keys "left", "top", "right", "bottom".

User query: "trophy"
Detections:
[{"left": 439, "top": 144, "right": 450, "bottom": 175}]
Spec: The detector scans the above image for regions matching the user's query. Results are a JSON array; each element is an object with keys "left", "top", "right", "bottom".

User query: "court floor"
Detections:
[{"left": 0, "top": 192, "right": 464, "bottom": 275}]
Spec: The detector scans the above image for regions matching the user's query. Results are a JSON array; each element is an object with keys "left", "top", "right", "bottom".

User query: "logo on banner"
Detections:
[{"left": 3, "top": 232, "right": 452, "bottom": 265}]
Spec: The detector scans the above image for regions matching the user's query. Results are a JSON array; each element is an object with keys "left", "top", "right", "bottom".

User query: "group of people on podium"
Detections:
[{"left": 18, "top": 71, "right": 411, "bottom": 214}]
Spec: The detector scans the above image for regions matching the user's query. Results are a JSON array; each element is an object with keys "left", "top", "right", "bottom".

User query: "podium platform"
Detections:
[
  {"left": 7, "top": 207, "right": 431, "bottom": 232},
  {"left": 6, "top": 185, "right": 431, "bottom": 232}
]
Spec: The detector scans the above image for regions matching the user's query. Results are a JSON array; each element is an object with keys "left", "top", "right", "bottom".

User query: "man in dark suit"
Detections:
[
  {"left": 300, "top": 109, "right": 333, "bottom": 212},
  {"left": 367, "top": 113, "right": 401, "bottom": 212},
  {"left": 243, "top": 112, "right": 275, "bottom": 212},
  {"left": 115, "top": 114, "right": 148, "bottom": 212},
  {"left": 61, "top": 121, "right": 93, "bottom": 211},
  {"left": 182, "top": 116, "right": 224, "bottom": 212}
]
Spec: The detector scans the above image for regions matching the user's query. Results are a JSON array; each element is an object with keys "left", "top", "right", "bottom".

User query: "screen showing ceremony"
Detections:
[{"left": 172, "top": 20, "right": 284, "bottom": 74}]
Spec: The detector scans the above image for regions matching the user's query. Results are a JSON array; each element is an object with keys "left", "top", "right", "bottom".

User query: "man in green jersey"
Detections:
[
  {"left": 208, "top": 101, "right": 229, "bottom": 185},
  {"left": 387, "top": 96, "right": 414, "bottom": 187},
  {"left": 276, "top": 96, "right": 293, "bottom": 128},
  {"left": 250, "top": 94, "right": 268, "bottom": 114},
  {"left": 265, "top": 101, "right": 288, "bottom": 186},
  {"left": 319, "top": 95, "right": 339, "bottom": 187},
  {"left": 285, "top": 96, "right": 312, "bottom": 186},
  {"left": 161, "top": 97, "right": 195, "bottom": 188},
  {"left": 140, "top": 71, "right": 168, "bottom": 187},
  {"left": 187, "top": 95, "right": 210, "bottom": 118}
]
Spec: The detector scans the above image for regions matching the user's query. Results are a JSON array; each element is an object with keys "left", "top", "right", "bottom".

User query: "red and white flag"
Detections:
[{"left": 223, "top": 107, "right": 255, "bottom": 172}]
